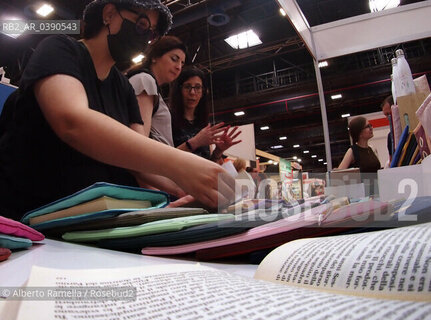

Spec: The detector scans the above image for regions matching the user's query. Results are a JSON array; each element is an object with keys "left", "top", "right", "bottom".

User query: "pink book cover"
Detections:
[
  {"left": 141, "top": 200, "right": 387, "bottom": 256},
  {"left": 414, "top": 125, "right": 431, "bottom": 160}
]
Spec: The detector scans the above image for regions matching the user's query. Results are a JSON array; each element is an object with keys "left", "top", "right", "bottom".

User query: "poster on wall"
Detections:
[{"left": 224, "top": 123, "right": 256, "bottom": 161}]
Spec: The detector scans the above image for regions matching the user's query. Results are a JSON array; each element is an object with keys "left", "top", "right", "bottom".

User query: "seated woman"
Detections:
[
  {"left": 338, "top": 116, "right": 381, "bottom": 173},
  {"left": 169, "top": 66, "right": 241, "bottom": 162}
]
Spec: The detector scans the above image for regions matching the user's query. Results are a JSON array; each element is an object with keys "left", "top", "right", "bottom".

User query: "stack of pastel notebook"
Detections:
[
  {"left": 21, "top": 182, "right": 431, "bottom": 263},
  {"left": 0, "top": 216, "right": 44, "bottom": 261}
]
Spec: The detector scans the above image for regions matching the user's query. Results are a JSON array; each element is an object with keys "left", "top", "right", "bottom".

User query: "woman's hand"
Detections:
[
  {"left": 188, "top": 122, "right": 226, "bottom": 149},
  {"left": 171, "top": 152, "right": 236, "bottom": 209},
  {"left": 213, "top": 126, "right": 242, "bottom": 155}
]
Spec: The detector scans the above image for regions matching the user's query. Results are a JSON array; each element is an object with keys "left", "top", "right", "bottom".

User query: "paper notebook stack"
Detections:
[{"left": 22, "top": 182, "right": 171, "bottom": 231}]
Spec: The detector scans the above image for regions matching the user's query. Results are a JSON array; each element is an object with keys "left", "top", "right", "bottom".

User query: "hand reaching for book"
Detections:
[{"left": 171, "top": 152, "right": 236, "bottom": 209}]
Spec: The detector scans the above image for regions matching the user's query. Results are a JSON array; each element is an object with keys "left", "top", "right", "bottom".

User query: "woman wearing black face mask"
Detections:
[{"left": 0, "top": 0, "right": 236, "bottom": 221}]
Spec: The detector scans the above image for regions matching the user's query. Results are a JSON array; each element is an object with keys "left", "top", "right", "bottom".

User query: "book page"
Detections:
[
  {"left": 7, "top": 264, "right": 430, "bottom": 320},
  {"left": 255, "top": 222, "right": 431, "bottom": 301}
]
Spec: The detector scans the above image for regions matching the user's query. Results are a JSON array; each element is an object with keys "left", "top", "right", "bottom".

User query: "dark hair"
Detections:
[
  {"left": 126, "top": 35, "right": 186, "bottom": 80},
  {"left": 348, "top": 116, "right": 367, "bottom": 144},
  {"left": 380, "top": 95, "right": 393, "bottom": 110},
  {"left": 82, "top": 0, "right": 173, "bottom": 39},
  {"left": 142, "top": 36, "right": 187, "bottom": 69},
  {"left": 169, "top": 66, "right": 209, "bottom": 128}
]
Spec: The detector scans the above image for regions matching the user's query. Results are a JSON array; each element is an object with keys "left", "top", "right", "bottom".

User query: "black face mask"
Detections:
[{"left": 107, "top": 18, "right": 151, "bottom": 64}]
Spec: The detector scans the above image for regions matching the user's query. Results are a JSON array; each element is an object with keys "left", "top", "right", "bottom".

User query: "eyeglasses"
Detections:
[
  {"left": 363, "top": 124, "right": 373, "bottom": 129},
  {"left": 182, "top": 84, "right": 203, "bottom": 93},
  {"left": 118, "top": 9, "right": 159, "bottom": 42}
]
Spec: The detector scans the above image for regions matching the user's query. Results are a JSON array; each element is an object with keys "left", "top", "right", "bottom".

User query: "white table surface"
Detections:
[{"left": 0, "top": 239, "right": 259, "bottom": 288}]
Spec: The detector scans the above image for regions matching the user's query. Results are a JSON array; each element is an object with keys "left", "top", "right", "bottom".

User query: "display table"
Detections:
[{"left": 0, "top": 239, "right": 258, "bottom": 288}]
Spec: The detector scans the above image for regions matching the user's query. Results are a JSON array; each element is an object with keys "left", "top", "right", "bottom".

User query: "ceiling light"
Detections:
[
  {"left": 36, "top": 4, "right": 54, "bottom": 17},
  {"left": 318, "top": 159, "right": 324, "bottom": 162},
  {"left": 293, "top": 144, "right": 300, "bottom": 148},
  {"left": 331, "top": 94, "right": 342, "bottom": 100},
  {"left": 268, "top": 160, "right": 273, "bottom": 164},
  {"left": 256, "top": 157, "right": 260, "bottom": 160},
  {"left": 260, "top": 126, "right": 269, "bottom": 130},
  {"left": 318, "top": 61, "right": 328, "bottom": 68},
  {"left": 132, "top": 54, "right": 144, "bottom": 64},
  {"left": 293, "top": 156, "right": 297, "bottom": 160},
  {"left": 279, "top": 8, "right": 287, "bottom": 16},
  {"left": 279, "top": 136, "right": 287, "bottom": 140},
  {"left": 273, "top": 162, "right": 278, "bottom": 165},
  {"left": 234, "top": 111, "right": 245, "bottom": 116},
  {"left": 341, "top": 113, "right": 350, "bottom": 118},
  {"left": 311, "top": 155, "right": 317, "bottom": 158},
  {"left": 303, "top": 150, "right": 309, "bottom": 154},
  {"left": 297, "top": 159, "right": 302, "bottom": 162},
  {"left": 369, "top": 0, "right": 400, "bottom": 13},
  {"left": 271, "top": 145, "right": 283, "bottom": 149},
  {"left": 324, "top": 162, "right": 327, "bottom": 165},
  {"left": 225, "top": 30, "right": 262, "bottom": 50}
]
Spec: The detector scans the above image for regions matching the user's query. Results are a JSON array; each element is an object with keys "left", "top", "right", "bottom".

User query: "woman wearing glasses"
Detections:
[
  {"left": 170, "top": 66, "right": 241, "bottom": 162},
  {"left": 338, "top": 116, "right": 381, "bottom": 173},
  {"left": 0, "top": 0, "right": 235, "bottom": 220}
]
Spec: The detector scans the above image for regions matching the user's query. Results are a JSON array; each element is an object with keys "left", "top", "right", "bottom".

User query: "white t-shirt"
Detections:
[{"left": 129, "top": 72, "right": 174, "bottom": 146}]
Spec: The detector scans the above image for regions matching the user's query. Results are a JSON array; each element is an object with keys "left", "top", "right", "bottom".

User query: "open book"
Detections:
[{"left": 5, "top": 223, "right": 431, "bottom": 320}]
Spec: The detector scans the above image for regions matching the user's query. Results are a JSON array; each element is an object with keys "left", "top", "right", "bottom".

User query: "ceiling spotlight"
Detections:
[
  {"left": 279, "top": 136, "right": 287, "bottom": 140},
  {"left": 268, "top": 160, "right": 273, "bottom": 164},
  {"left": 331, "top": 94, "right": 342, "bottom": 100},
  {"left": 293, "top": 156, "right": 297, "bottom": 160},
  {"left": 297, "top": 159, "right": 302, "bottom": 162},
  {"left": 311, "top": 155, "right": 317, "bottom": 158},
  {"left": 318, "top": 61, "right": 328, "bottom": 68},
  {"left": 279, "top": 8, "right": 287, "bottom": 16},
  {"left": 273, "top": 162, "right": 278, "bottom": 165},
  {"left": 341, "top": 113, "right": 350, "bottom": 118},
  {"left": 36, "top": 4, "right": 54, "bottom": 17},
  {"left": 132, "top": 54, "right": 144, "bottom": 64},
  {"left": 324, "top": 162, "right": 327, "bottom": 165},
  {"left": 234, "top": 111, "right": 245, "bottom": 116},
  {"left": 260, "top": 126, "right": 269, "bottom": 130},
  {"left": 271, "top": 145, "right": 283, "bottom": 149},
  {"left": 369, "top": 0, "right": 400, "bottom": 13},
  {"left": 318, "top": 159, "right": 324, "bottom": 162},
  {"left": 293, "top": 144, "right": 300, "bottom": 148},
  {"left": 225, "top": 29, "right": 262, "bottom": 50},
  {"left": 303, "top": 150, "right": 309, "bottom": 154}
]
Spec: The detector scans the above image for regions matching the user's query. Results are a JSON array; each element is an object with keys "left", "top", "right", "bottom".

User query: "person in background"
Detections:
[
  {"left": 233, "top": 158, "right": 256, "bottom": 199},
  {"left": 380, "top": 95, "right": 394, "bottom": 159},
  {"left": 170, "top": 66, "right": 241, "bottom": 162},
  {"left": 128, "top": 35, "right": 186, "bottom": 146},
  {"left": 338, "top": 116, "right": 381, "bottom": 173},
  {"left": 0, "top": 0, "right": 235, "bottom": 220}
]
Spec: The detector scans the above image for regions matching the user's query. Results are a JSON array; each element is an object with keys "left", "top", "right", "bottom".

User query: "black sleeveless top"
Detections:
[{"left": 351, "top": 144, "right": 381, "bottom": 173}]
